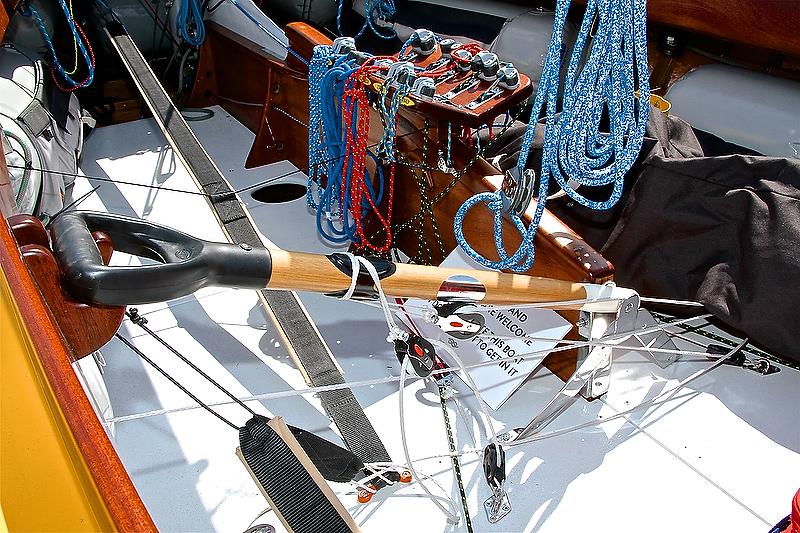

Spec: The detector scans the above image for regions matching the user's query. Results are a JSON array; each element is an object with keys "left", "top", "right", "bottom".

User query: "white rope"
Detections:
[
  {"left": 339, "top": 253, "right": 361, "bottom": 301},
  {"left": 337, "top": 253, "right": 407, "bottom": 342},
  {"left": 337, "top": 253, "right": 461, "bottom": 523},
  {"left": 106, "top": 314, "right": 716, "bottom": 424},
  {"left": 399, "top": 357, "right": 462, "bottom": 524},
  {"left": 349, "top": 462, "right": 453, "bottom": 504},
  {"left": 429, "top": 339, "right": 501, "bottom": 454}
]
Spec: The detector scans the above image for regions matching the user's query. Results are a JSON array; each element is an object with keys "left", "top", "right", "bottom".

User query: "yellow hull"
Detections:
[{"left": 1, "top": 265, "right": 115, "bottom": 531}]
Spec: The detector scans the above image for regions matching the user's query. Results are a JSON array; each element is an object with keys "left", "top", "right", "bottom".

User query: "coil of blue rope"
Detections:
[
  {"left": 307, "top": 44, "right": 334, "bottom": 210},
  {"left": 307, "top": 49, "right": 384, "bottom": 245},
  {"left": 337, "top": 0, "right": 397, "bottom": 40},
  {"left": 22, "top": 0, "right": 94, "bottom": 89},
  {"left": 320, "top": 55, "right": 359, "bottom": 243},
  {"left": 176, "top": 0, "right": 205, "bottom": 47},
  {"left": 454, "top": 0, "right": 650, "bottom": 272}
]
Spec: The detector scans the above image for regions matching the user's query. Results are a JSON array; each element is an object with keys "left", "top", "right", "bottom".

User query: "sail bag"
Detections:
[{"left": 482, "top": 108, "right": 800, "bottom": 361}]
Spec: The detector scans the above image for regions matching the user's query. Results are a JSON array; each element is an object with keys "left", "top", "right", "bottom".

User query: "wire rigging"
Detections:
[{"left": 105, "top": 311, "right": 718, "bottom": 425}]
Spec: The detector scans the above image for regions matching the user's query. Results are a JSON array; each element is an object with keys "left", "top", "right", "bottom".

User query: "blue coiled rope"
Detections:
[
  {"left": 376, "top": 78, "right": 411, "bottom": 162},
  {"left": 337, "top": 0, "right": 397, "bottom": 40},
  {"left": 307, "top": 48, "right": 385, "bottom": 245},
  {"left": 455, "top": 0, "right": 650, "bottom": 272},
  {"left": 176, "top": 0, "right": 205, "bottom": 46},
  {"left": 307, "top": 45, "right": 334, "bottom": 209},
  {"left": 22, "top": 0, "right": 94, "bottom": 89}
]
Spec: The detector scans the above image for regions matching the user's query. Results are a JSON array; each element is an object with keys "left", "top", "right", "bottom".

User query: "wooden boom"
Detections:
[
  {"left": 46, "top": 211, "right": 595, "bottom": 311},
  {"left": 269, "top": 249, "right": 589, "bottom": 307}
]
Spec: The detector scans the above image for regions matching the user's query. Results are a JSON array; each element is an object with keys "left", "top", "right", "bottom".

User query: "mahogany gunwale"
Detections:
[
  {"left": 0, "top": 216, "right": 157, "bottom": 530},
  {"left": 0, "top": 128, "right": 153, "bottom": 530},
  {"left": 528, "top": 0, "right": 800, "bottom": 57},
  {"left": 9, "top": 215, "right": 127, "bottom": 360},
  {"left": 644, "top": 0, "right": 800, "bottom": 58}
]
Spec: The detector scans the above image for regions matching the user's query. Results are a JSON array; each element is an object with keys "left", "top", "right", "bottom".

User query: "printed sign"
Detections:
[{"left": 400, "top": 248, "right": 571, "bottom": 410}]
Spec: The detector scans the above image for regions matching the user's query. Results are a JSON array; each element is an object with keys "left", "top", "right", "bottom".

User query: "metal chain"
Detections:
[{"left": 381, "top": 104, "right": 526, "bottom": 264}]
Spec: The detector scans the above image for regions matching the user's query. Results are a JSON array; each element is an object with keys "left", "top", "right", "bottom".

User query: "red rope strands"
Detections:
[
  {"left": 417, "top": 42, "right": 485, "bottom": 79},
  {"left": 51, "top": 21, "right": 95, "bottom": 92},
  {"left": 341, "top": 60, "right": 396, "bottom": 254},
  {"left": 417, "top": 61, "right": 451, "bottom": 78}
]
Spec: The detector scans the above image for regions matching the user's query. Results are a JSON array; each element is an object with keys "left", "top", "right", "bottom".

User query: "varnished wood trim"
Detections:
[
  {"left": 645, "top": 0, "right": 800, "bottom": 56},
  {"left": 269, "top": 249, "right": 588, "bottom": 306},
  {"left": 0, "top": 0, "right": 19, "bottom": 43},
  {"left": 0, "top": 215, "right": 156, "bottom": 531}
]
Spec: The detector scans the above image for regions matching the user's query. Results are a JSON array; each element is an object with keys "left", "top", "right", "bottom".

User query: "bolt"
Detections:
[
  {"left": 594, "top": 380, "right": 603, "bottom": 387},
  {"left": 624, "top": 302, "right": 633, "bottom": 312},
  {"left": 240, "top": 243, "right": 252, "bottom": 251}
]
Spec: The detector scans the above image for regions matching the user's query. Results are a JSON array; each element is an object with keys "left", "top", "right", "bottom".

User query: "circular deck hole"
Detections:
[{"left": 250, "top": 182, "right": 306, "bottom": 204}]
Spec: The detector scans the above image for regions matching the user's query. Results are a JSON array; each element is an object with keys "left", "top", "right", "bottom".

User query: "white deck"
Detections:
[{"left": 72, "top": 107, "right": 800, "bottom": 532}]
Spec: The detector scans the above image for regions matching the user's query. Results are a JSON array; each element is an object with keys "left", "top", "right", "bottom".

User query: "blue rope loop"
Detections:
[
  {"left": 306, "top": 46, "right": 386, "bottom": 246},
  {"left": 338, "top": 0, "right": 397, "bottom": 41},
  {"left": 454, "top": 0, "right": 650, "bottom": 272},
  {"left": 176, "top": 0, "right": 205, "bottom": 47},
  {"left": 377, "top": 78, "right": 410, "bottom": 162},
  {"left": 22, "top": 0, "right": 94, "bottom": 89},
  {"left": 307, "top": 44, "right": 334, "bottom": 209}
]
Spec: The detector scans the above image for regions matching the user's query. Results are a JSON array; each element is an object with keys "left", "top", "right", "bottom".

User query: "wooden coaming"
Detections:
[
  {"left": 645, "top": 0, "right": 800, "bottom": 57},
  {"left": 8, "top": 215, "right": 126, "bottom": 361}
]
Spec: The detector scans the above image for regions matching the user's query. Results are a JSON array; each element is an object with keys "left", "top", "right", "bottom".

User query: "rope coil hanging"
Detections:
[
  {"left": 175, "top": 0, "right": 205, "bottom": 47},
  {"left": 307, "top": 48, "right": 404, "bottom": 254},
  {"left": 22, "top": 0, "right": 95, "bottom": 91},
  {"left": 455, "top": 0, "right": 650, "bottom": 272},
  {"left": 337, "top": 0, "right": 397, "bottom": 41}
]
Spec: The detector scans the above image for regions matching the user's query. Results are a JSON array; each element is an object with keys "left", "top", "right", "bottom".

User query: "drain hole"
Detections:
[{"left": 250, "top": 183, "right": 306, "bottom": 204}]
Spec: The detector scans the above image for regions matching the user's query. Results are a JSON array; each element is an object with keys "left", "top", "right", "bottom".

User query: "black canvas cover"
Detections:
[{"left": 481, "top": 109, "right": 800, "bottom": 361}]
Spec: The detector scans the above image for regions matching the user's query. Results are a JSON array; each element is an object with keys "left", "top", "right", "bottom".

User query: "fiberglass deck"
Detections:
[{"left": 71, "top": 107, "right": 799, "bottom": 532}]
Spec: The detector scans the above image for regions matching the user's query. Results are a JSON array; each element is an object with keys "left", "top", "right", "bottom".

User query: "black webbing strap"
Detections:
[
  {"left": 103, "top": 22, "right": 392, "bottom": 467},
  {"left": 263, "top": 291, "right": 391, "bottom": 460},
  {"left": 239, "top": 416, "right": 357, "bottom": 533}
]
